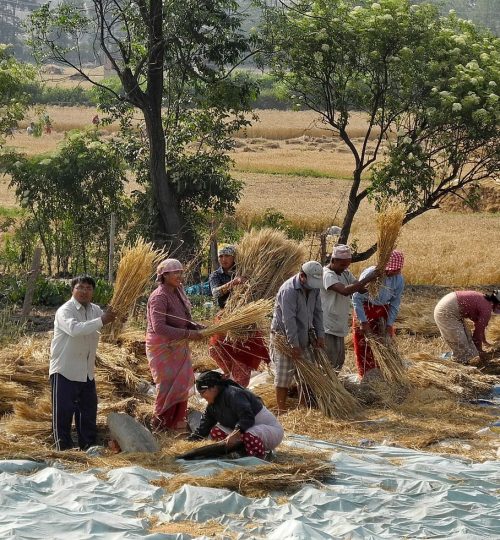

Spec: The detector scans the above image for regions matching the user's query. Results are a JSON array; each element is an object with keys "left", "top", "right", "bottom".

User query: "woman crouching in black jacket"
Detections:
[{"left": 188, "top": 371, "right": 284, "bottom": 459}]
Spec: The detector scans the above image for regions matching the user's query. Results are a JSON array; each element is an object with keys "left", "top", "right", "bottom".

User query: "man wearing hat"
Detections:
[
  {"left": 320, "top": 245, "right": 379, "bottom": 371},
  {"left": 352, "top": 250, "right": 405, "bottom": 378},
  {"left": 270, "top": 261, "right": 325, "bottom": 412},
  {"left": 209, "top": 245, "right": 246, "bottom": 309}
]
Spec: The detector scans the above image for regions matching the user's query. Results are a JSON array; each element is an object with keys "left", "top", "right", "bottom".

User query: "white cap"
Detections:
[{"left": 301, "top": 261, "right": 323, "bottom": 289}]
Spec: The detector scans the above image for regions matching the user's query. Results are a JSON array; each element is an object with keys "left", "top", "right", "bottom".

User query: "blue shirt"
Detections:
[
  {"left": 352, "top": 266, "right": 404, "bottom": 326},
  {"left": 271, "top": 274, "right": 324, "bottom": 349}
]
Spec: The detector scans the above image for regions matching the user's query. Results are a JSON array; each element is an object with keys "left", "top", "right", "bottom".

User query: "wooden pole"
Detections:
[
  {"left": 320, "top": 232, "right": 327, "bottom": 265},
  {"left": 108, "top": 213, "right": 116, "bottom": 283},
  {"left": 209, "top": 222, "right": 219, "bottom": 273},
  {"left": 21, "top": 246, "right": 42, "bottom": 320}
]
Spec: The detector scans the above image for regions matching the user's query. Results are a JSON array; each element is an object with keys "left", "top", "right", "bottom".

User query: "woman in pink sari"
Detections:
[{"left": 146, "top": 259, "right": 203, "bottom": 433}]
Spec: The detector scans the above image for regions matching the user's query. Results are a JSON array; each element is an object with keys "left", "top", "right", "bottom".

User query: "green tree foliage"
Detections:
[
  {"left": 2, "top": 131, "right": 131, "bottom": 275},
  {"left": 28, "top": 0, "right": 257, "bottom": 255},
  {"left": 0, "top": 45, "right": 34, "bottom": 146},
  {"left": 260, "top": 0, "right": 500, "bottom": 259}
]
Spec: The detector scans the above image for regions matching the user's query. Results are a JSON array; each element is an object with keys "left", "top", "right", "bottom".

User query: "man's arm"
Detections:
[{"left": 328, "top": 270, "right": 378, "bottom": 296}]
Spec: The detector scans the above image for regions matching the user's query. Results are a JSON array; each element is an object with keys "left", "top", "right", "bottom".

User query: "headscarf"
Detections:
[
  {"left": 218, "top": 245, "right": 236, "bottom": 257},
  {"left": 155, "top": 258, "right": 191, "bottom": 312},
  {"left": 156, "top": 258, "right": 183, "bottom": 281},
  {"left": 385, "top": 250, "right": 404, "bottom": 272}
]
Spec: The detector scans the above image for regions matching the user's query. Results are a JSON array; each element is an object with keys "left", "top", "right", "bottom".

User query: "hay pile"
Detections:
[
  {"left": 398, "top": 299, "right": 440, "bottom": 337},
  {"left": 103, "top": 238, "right": 164, "bottom": 341},
  {"left": 408, "top": 356, "right": 497, "bottom": 400},
  {"left": 365, "top": 335, "right": 408, "bottom": 385},
  {"left": 273, "top": 336, "right": 360, "bottom": 419},
  {"left": 367, "top": 204, "right": 405, "bottom": 299},
  {"left": 0, "top": 331, "right": 156, "bottom": 450},
  {"left": 153, "top": 449, "right": 334, "bottom": 498},
  {"left": 224, "top": 228, "right": 306, "bottom": 312}
]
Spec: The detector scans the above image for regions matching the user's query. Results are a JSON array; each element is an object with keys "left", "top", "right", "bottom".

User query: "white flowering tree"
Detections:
[{"left": 260, "top": 0, "right": 500, "bottom": 259}]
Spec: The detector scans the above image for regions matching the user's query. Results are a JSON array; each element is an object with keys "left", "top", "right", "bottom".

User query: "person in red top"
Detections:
[{"left": 434, "top": 290, "right": 500, "bottom": 364}]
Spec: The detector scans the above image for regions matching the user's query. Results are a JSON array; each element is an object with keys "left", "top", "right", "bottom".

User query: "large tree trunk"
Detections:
[{"left": 143, "top": 110, "right": 184, "bottom": 250}]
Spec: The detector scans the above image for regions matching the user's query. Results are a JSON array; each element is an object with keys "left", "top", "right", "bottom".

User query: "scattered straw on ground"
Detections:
[{"left": 151, "top": 519, "right": 235, "bottom": 538}]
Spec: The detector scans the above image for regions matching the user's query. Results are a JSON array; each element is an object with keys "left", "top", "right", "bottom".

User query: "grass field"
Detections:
[{"left": 1, "top": 106, "right": 499, "bottom": 286}]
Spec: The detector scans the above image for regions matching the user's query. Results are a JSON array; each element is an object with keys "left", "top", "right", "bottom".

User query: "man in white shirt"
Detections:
[
  {"left": 320, "top": 245, "right": 378, "bottom": 370},
  {"left": 50, "top": 276, "right": 115, "bottom": 450}
]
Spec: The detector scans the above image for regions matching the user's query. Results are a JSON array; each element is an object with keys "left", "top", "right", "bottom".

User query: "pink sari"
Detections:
[{"left": 145, "top": 284, "right": 195, "bottom": 430}]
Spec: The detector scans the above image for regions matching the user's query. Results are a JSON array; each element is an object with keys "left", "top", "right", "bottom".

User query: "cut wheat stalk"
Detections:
[
  {"left": 224, "top": 228, "right": 306, "bottom": 313},
  {"left": 273, "top": 335, "right": 360, "bottom": 419},
  {"left": 200, "top": 299, "right": 274, "bottom": 341},
  {"left": 367, "top": 204, "right": 405, "bottom": 299},
  {"left": 365, "top": 335, "right": 408, "bottom": 385},
  {"left": 154, "top": 459, "right": 334, "bottom": 498},
  {"left": 407, "top": 356, "right": 496, "bottom": 400},
  {"left": 102, "top": 238, "right": 165, "bottom": 342}
]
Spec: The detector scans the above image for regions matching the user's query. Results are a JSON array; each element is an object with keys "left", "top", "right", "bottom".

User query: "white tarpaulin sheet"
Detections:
[{"left": 1, "top": 434, "right": 499, "bottom": 539}]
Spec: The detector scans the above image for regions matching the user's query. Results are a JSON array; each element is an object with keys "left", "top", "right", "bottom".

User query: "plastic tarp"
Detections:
[{"left": 1, "top": 434, "right": 499, "bottom": 540}]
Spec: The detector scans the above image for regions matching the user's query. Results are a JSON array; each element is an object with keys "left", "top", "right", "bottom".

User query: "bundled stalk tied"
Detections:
[
  {"left": 365, "top": 335, "right": 408, "bottom": 385},
  {"left": 368, "top": 203, "right": 405, "bottom": 299},
  {"left": 103, "top": 238, "right": 165, "bottom": 342},
  {"left": 224, "top": 228, "right": 306, "bottom": 313},
  {"left": 200, "top": 299, "right": 274, "bottom": 341},
  {"left": 272, "top": 335, "right": 360, "bottom": 419}
]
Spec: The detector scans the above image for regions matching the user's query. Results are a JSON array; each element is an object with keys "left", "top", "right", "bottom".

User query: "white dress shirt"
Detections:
[{"left": 49, "top": 297, "right": 103, "bottom": 382}]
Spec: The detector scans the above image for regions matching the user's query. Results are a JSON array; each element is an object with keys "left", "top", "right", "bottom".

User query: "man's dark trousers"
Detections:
[{"left": 50, "top": 373, "right": 97, "bottom": 450}]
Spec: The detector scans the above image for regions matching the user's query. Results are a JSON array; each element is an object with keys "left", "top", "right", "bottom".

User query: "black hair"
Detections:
[
  {"left": 196, "top": 370, "right": 242, "bottom": 392},
  {"left": 71, "top": 275, "right": 96, "bottom": 290},
  {"left": 485, "top": 291, "right": 500, "bottom": 305}
]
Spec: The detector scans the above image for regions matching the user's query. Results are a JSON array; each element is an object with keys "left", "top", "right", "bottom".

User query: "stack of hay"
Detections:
[
  {"left": 408, "top": 356, "right": 497, "bottom": 400},
  {"left": 224, "top": 228, "right": 306, "bottom": 312},
  {"left": 272, "top": 335, "right": 360, "bottom": 419},
  {"left": 102, "top": 238, "right": 164, "bottom": 342}
]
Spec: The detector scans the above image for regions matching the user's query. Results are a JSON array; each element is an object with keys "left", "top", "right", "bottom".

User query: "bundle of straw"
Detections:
[
  {"left": 154, "top": 459, "right": 334, "bottom": 498},
  {"left": 365, "top": 335, "right": 408, "bottom": 385},
  {"left": 224, "top": 228, "right": 306, "bottom": 312},
  {"left": 200, "top": 299, "right": 274, "bottom": 341},
  {"left": 367, "top": 203, "right": 405, "bottom": 299},
  {"left": 408, "top": 357, "right": 497, "bottom": 399},
  {"left": 0, "top": 381, "right": 31, "bottom": 414},
  {"left": 102, "top": 238, "right": 164, "bottom": 342},
  {"left": 272, "top": 335, "right": 360, "bottom": 419}
]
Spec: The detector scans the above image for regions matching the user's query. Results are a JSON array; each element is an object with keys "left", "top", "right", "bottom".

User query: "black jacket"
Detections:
[{"left": 191, "top": 385, "right": 263, "bottom": 439}]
